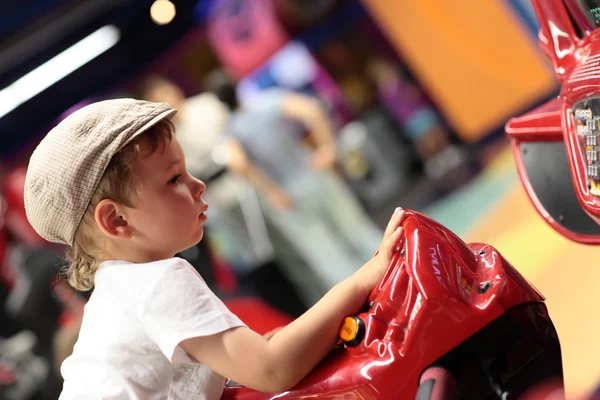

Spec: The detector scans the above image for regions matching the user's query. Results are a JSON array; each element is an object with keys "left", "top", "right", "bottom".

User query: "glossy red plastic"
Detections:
[
  {"left": 221, "top": 211, "right": 544, "bottom": 399},
  {"left": 505, "top": 98, "right": 600, "bottom": 243},
  {"left": 507, "top": 0, "right": 600, "bottom": 242}
]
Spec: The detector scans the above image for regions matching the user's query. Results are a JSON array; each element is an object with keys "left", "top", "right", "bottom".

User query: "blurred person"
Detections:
[
  {"left": 23, "top": 98, "right": 405, "bottom": 398},
  {"left": 140, "top": 76, "right": 259, "bottom": 271},
  {"left": 140, "top": 76, "right": 307, "bottom": 316},
  {"left": 206, "top": 70, "right": 384, "bottom": 304},
  {"left": 139, "top": 76, "right": 229, "bottom": 182}
]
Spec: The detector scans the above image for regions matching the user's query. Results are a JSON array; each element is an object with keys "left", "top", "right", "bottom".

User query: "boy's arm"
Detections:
[
  {"left": 182, "top": 273, "right": 369, "bottom": 392},
  {"left": 180, "top": 209, "right": 406, "bottom": 392}
]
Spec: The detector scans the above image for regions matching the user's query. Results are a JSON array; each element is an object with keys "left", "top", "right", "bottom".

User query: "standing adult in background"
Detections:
[
  {"left": 206, "top": 70, "right": 383, "bottom": 305},
  {"left": 140, "top": 77, "right": 306, "bottom": 316},
  {"left": 140, "top": 76, "right": 264, "bottom": 272}
]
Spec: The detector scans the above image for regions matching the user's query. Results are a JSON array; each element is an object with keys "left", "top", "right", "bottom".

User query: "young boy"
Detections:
[{"left": 24, "top": 99, "right": 405, "bottom": 399}]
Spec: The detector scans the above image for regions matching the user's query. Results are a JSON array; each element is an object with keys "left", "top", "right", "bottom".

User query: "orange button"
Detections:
[
  {"left": 339, "top": 317, "right": 359, "bottom": 342},
  {"left": 339, "top": 316, "right": 365, "bottom": 347}
]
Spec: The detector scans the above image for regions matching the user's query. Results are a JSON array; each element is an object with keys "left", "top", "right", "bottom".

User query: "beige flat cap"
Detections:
[{"left": 24, "top": 98, "right": 177, "bottom": 246}]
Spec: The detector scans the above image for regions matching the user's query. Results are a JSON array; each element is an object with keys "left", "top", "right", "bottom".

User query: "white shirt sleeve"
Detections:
[{"left": 136, "top": 258, "right": 245, "bottom": 364}]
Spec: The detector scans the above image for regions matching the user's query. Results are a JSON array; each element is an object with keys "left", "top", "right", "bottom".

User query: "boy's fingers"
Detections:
[
  {"left": 397, "top": 209, "right": 406, "bottom": 223},
  {"left": 388, "top": 226, "right": 403, "bottom": 246},
  {"left": 383, "top": 208, "right": 404, "bottom": 240},
  {"left": 381, "top": 226, "right": 404, "bottom": 262}
]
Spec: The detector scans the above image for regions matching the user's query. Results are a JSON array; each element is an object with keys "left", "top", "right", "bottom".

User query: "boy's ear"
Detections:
[{"left": 94, "top": 199, "right": 132, "bottom": 239}]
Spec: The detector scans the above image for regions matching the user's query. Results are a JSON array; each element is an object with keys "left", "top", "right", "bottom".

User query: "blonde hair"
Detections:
[{"left": 64, "top": 120, "right": 174, "bottom": 291}]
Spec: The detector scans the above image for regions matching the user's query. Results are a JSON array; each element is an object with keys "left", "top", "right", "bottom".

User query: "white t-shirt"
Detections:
[{"left": 59, "top": 257, "right": 245, "bottom": 400}]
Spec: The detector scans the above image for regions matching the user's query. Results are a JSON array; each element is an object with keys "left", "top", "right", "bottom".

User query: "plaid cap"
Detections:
[{"left": 24, "top": 98, "right": 177, "bottom": 246}]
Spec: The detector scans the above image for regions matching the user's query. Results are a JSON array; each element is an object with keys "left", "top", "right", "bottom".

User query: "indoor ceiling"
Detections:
[{"left": 0, "top": 0, "right": 200, "bottom": 158}]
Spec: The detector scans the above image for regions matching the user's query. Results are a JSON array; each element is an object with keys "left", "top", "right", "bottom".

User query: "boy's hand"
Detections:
[
  {"left": 376, "top": 207, "right": 406, "bottom": 269},
  {"left": 355, "top": 208, "right": 405, "bottom": 293}
]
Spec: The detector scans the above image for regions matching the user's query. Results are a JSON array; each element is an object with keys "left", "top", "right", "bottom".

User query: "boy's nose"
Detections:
[{"left": 191, "top": 176, "right": 206, "bottom": 200}]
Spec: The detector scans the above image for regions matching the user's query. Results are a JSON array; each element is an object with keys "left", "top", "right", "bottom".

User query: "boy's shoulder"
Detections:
[
  {"left": 94, "top": 257, "right": 207, "bottom": 308},
  {"left": 97, "top": 257, "right": 196, "bottom": 286}
]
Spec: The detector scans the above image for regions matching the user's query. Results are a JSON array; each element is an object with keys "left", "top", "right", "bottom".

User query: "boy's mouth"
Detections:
[{"left": 198, "top": 205, "right": 209, "bottom": 221}]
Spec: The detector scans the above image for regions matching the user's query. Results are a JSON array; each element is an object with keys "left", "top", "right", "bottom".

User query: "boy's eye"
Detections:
[{"left": 168, "top": 174, "right": 182, "bottom": 184}]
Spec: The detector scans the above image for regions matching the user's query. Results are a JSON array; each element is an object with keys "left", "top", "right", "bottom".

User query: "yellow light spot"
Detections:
[{"left": 150, "top": 0, "right": 176, "bottom": 25}]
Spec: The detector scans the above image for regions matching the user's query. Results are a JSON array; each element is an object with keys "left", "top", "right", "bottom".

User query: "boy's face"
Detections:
[{"left": 125, "top": 136, "right": 208, "bottom": 260}]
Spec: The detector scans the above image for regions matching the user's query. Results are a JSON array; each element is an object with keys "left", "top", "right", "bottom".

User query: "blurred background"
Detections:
[{"left": 0, "top": 0, "right": 596, "bottom": 399}]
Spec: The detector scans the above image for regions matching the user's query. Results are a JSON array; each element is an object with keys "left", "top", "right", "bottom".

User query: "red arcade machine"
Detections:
[
  {"left": 221, "top": 210, "right": 563, "bottom": 400},
  {"left": 223, "top": 0, "right": 600, "bottom": 398},
  {"left": 505, "top": 1, "right": 600, "bottom": 398},
  {"left": 506, "top": 0, "right": 600, "bottom": 245}
]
